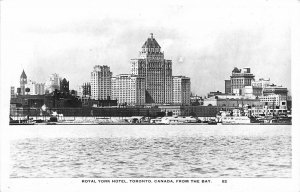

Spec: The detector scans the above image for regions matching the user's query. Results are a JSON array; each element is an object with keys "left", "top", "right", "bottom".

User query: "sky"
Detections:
[{"left": 1, "top": 0, "right": 292, "bottom": 96}]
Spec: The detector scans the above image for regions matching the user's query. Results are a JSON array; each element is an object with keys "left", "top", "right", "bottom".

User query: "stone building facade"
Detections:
[
  {"left": 91, "top": 65, "right": 112, "bottom": 100},
  {"left": 173, "top": 76, "right": 191, "bottom": 105},
  {"left": 131, "top": 33, "right": 173, "bottom": 104},
  {"left": 230, "top": 67, "right": 255, "bottom": 95},
  {"left": 111, "top": 74, "right": 145, "bottom": 105}
]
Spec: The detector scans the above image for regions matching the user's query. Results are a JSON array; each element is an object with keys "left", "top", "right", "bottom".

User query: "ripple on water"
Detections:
[{"left": 10, "top": 126, "right": 291, "bottom": 178}]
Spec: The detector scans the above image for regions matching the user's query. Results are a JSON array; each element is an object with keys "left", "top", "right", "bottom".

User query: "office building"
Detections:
[
  {"left": 252, "top": 78, "right": 271, "bottom": 89},
  {"left": 91, "top": 65, "right": 112, "bottom": 100},
  {"left": 11, "top": 86, "right": 16, "bottom": 98},
  {"left": 230, "top": 67, "right": 255, "bottom": 95},
  {"left": 263, "top": 84, "right": 288, "bottom": 101},
  {"left": 242, "top": 86, "right": 263, "bottom": 98},
  {"left": 82, "top": 82, "right": 91, "bottom": 96},
  {"left": 173, "top": 76, "right": 191, "bottom": 105},
  {"left": 203, "top": 95, "right": 262, "bottom": 108},
  {"left": 77, "top": 82, "right": 91, "bottom": 98},
  {"left": 207, "top": 91, "right": 224, "bottom": 98},
  {"left": 111, "top": 74, "right": 145, "bottom": 105},
  {"left": 259, "top": 94, "right": 287, "bottom": 110}
]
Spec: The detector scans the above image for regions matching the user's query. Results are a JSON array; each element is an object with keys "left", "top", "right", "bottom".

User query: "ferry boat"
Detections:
[
  {"left": 221, "top": 116, "right": 251, "bottom": 124},
  {"left": 160, "top": 116, "right": 198, "bottom": 124},
  {"left": 150, "top": 118, "right": 163, "bottom": 124},
  {"left": 218, "top": 109, "right": 251, "bottom": 124}
]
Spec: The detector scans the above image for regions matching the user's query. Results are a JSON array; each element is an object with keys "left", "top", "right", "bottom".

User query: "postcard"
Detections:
[{"left": 0, "top": 0, "right": 299, "bottom": 191}]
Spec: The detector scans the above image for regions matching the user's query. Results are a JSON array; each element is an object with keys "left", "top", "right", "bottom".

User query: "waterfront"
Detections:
[{"left": 10, "top": 125, "right": 291, "bottom": 178}]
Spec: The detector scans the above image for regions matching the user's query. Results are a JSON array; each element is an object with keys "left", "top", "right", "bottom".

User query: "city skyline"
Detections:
[
  {"left": 2, "top": 0, "right": 291, "bottom": 96},
  {"left": 3, "top": 1, "right": 296, "bottom": 186}
]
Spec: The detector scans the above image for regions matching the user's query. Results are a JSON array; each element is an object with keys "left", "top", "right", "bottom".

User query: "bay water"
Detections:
[{"left": 10, "top": 125, "right": 291, "bottom": 178}]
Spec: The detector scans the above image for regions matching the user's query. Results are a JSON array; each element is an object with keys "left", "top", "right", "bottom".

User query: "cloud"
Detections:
[{"left": 5, "top": 0, "right": 291, "bottom": 96}]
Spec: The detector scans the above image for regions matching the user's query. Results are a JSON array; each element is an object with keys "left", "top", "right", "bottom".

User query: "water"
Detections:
[{"left": 10, "top": 125, "right": 291, "bottom": 178}]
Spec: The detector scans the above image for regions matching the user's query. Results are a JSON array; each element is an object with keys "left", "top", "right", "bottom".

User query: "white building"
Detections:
[
  {"left": 242, "top": 86, "right": 263, "bottom": 98},
  {"left": 26, "top": 80, "right": 45, "bottom": 95},
  {"left": 45, "top": 73, "right": 61, "bottom": 93},
  {"left": 172, "top": 76, "right": 191, "bottom": 105},
  {"left": 252, "top": 78, "right": 271, "bottom": 89},
  {"left": 91, "top": 65, "right": 112, "bottom": 100},
  {"left": 111, "top": 74, "right": 145, "bottom": 105},
  {"left": 259, "top": 94, "right": 287, "bottom": 110},
  {"left": 77, "top": 85, "right": 83, "bottom": 98},
  {"left": 11, "top": 86, "right": 16, "bottom": 98}
]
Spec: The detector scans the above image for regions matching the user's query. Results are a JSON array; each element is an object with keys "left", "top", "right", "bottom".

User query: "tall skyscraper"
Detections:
[
  {"left": 77, "top": 82, "right": 91, "bottom": 98},
  {"left": 230, "top": 67, "right": 255, "bottom": 95},
  {"left": 131, "top": 33, "right": 173, "bottom": 104},
  {"left": 45, "top": 73, "right": 61, "bottom": 93},
  {"left": 20, "top": 70, "right": 27, "bottom": 95},
  {"left": 91, "top": 65, "right": 112, "bottom": 100},
  {"left": 111, "top": 74, "right": 145, "bottom": 105},
  {"left": 82, "top": 82, "right": 91, "bottom": 96},
  {"left": 173, "top": 76, "right": 191, "bottom": 105}
]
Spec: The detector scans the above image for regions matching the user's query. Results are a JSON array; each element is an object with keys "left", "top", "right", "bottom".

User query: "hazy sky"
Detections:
[{"left": 1, "top": 0, "right": 291, "bottom": 96}]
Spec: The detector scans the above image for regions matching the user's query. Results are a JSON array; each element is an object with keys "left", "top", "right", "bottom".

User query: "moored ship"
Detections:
[
  {"left": 221, "top": 116, "right": 251, "bottom": 124},
  {"left": 218, "top": 109, "right": 251, "bottom": 124}
]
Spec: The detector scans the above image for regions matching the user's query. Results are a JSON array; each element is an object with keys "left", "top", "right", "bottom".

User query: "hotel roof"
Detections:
[{"left": 142, "top": 33, "right": 161, "bottom": 48}]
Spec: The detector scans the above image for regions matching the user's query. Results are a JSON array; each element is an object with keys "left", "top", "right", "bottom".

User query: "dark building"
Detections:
[
  {"left": 82, "top": 82, "right": 91, "bottom": 96},
  {"left": 207, "top": 91, "right": 224, "bottom": 98},
  {"left": 225, "top": 80, "right": 231, "bottom": 94},
  {"left": 183, "top": 106, "right": 224, "bottom": 117},
  {"left": 60, "top": 78, "right": 69, "bottom": 94},
  {"left": 11, "top": 95, "right": 45, "bottom": 109},
  {"left": 190, "top": 95, "right": 202, "bottom": 106},
  {"left": 158, "top": 105, "right": 223, "bottom": 117},
  {"left": 287, "top": 95, "right": 292, "bottom": 111},
  {"left": 51, "top": 106, "right": 161, "bottom": 117},
  {"left": 10, "top": 91, "right": 82, "bottom": 110},
  {"left": 83, "top": 99, "right": 117, "bottom": 107}
]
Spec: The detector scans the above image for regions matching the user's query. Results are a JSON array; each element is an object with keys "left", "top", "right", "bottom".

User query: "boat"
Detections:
[
  {"left": 207, "top": 119, "right": 218, "bottom": 125},
  {"left": 218, "top": 109, "right": 251, "bottom": 124},
  {"left": 9, "top": 116, "right": 35, "bottom": 125},
  {"left": 221, "top": 116, "right": 251, "bottom": 124},
  {"left": 160, "top": 116, "right": 198, "bottom": 124}
]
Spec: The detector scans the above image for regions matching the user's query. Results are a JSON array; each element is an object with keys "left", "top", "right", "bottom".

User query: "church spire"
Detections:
[{"left": 20, "top": 69, "right": 27, "bottom": 78}]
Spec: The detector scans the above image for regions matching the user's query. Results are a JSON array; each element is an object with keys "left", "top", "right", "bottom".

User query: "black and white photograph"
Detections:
[{"left": 0, "top": 0, "right": 299, "bottom": 191}]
